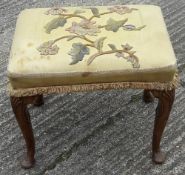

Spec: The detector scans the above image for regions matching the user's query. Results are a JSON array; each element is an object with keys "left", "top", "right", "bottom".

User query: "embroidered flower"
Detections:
[
  {"left": 121, "top": 43, "right": 133, "bottom": 50},
  {"left": 37, "top": 41, "right": 59, "bottom": 55},
  {"left": 45, "top": 7, "right": 67, "bottom": 15},
  {"left": 66, "top": 19, "right": 101, "bottom": 36},
  {"left": 108, "top": 6, "right": 137, "bottom": 15}
]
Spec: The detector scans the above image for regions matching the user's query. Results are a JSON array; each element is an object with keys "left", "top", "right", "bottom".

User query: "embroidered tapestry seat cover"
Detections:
[{"left": 8, "top": 5, "right": 177, "bottom": 89}]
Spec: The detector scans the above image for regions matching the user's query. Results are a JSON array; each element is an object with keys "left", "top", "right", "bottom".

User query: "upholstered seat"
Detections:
[{"left": 8, "top": 5, "right": 177, "bottom": 89}]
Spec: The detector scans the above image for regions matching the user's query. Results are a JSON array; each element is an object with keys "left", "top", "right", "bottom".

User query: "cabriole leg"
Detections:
[
  {"left": 10, "top": 95, "right": 44, "bottom": 168},
  {"left": 151, "top": 89, "right": 175, "bottom": 164}
]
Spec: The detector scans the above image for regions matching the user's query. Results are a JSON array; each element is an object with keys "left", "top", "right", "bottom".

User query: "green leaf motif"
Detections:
[
  {"left": 68, "top": 43, "right": 90, "bottom": 65},
  {"left": 136, "top": 25, "right": 146, "bottom": 31},
  {"left": 90, "top": 7, "right": 100, "bottom": 17},
  {"left": 108, "top": 44, "right": 117, "bottom": 51},
  {"left": 94, "top": 37, "right": 106, "bottom": 52},
  {"left": 105, "top": 18, "right": 128, "bottom": 32},
  {"left": 45, "top": 17, "right": 67, "bottom": 34}
]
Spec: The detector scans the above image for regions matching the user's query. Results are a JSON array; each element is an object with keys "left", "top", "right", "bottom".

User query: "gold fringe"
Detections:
[{"left": 8, "top": 74, "right": 180, "bottom": 97}]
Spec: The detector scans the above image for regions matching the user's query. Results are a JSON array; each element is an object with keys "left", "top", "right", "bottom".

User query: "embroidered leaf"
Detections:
[
  {"left": 108, "top": 44, "right": 117, "bottom": 51},
  {"left": 123, "top": 25, "right": 146, "bottom": 31},
  {"left": 94, "top": 37, "right": 106, "bottom": 52},
  {"left": 135, "top": 25, "right": 146, "bottom": 30},
  {"left": 90, "top": 7, "right": 100, "bottom": 17},
  {"left": 68, "top": 43, "right": 90, "bottom": 65},
  {"left": 74, "top": 10, "right": 85, "bottom": 14},
  {"left": 105, "top": 18, "right": 128, "bottom": 32},
  {"left": 45, "top": 17, "right": 67, "bottom": 34}
]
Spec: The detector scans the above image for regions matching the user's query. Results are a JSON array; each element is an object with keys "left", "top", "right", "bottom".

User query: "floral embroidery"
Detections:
[
  {"left": 121, "top": 43, "right": 133, "bottom": 50},
  {"left": 44, "top": 17, "right": 67, "bottom": 34},
  {"left": 38, "top": 6, "right": 146, "bottom": 68},
  {"left": 37, "top": 41, "right": 59, "bottom": 55},
  {"left": 108, "top": 6, "right": 138, "bottom": 15},
  {"left": 45, "top": 7, "right": 68, "bottom": 15},
  {"left": 105, "top": 18, "right": 128, "bottom": 32},
  {"left": 66, "top": 20, "right": 101, "bottom": 36},
  {"left": 115, "top": 44, "right": 139, "bottom": 68},
  {"left": 86, "top": 43, "right": 139, "bottom": 68}
]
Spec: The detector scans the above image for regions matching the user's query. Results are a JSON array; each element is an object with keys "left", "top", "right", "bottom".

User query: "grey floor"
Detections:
[{"left": 0, "top": 0, "right": 185, "bottom": 175}]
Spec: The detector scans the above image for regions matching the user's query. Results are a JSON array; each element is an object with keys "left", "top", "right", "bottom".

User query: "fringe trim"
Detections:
[{"left": 8, "top": 74, "right": 180, "bottom": 97}]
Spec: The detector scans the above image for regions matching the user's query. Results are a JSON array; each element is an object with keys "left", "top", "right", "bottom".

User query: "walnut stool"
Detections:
[{"left": 7, "top": 5, "right": 178, "bottom": 168}]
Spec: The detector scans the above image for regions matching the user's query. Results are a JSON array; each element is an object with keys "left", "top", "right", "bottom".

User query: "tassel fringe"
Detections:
[{"left": 8, "top": 74, "right": 180, "bottom": 97}]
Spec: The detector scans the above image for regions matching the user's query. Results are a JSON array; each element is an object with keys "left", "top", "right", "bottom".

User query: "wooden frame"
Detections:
[{"left": 10, "top": 89, "right": 175, "bottom": 168}]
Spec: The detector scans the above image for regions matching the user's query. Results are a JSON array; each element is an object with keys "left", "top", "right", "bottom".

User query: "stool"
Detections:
[{"left": 7, "top": 5, "right": 179, "bottom": 169}]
